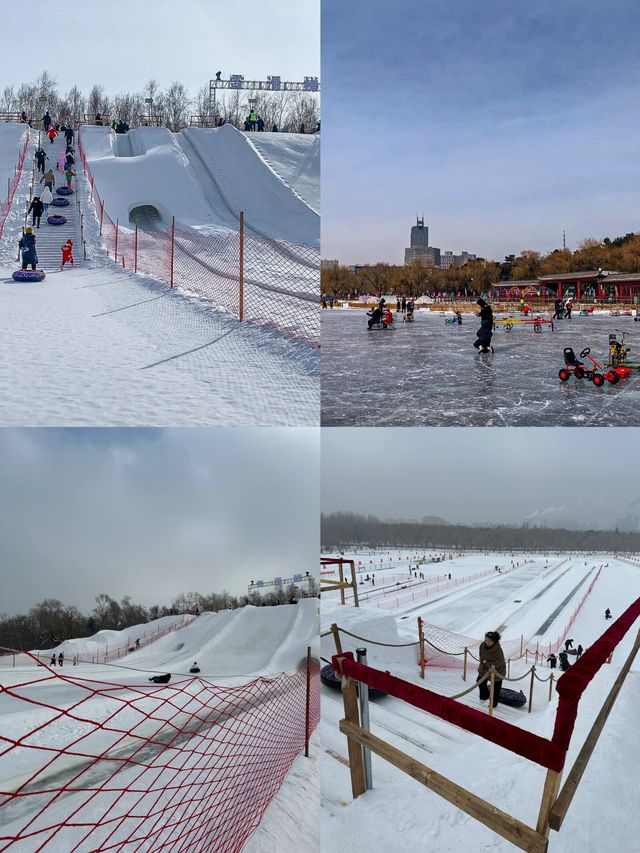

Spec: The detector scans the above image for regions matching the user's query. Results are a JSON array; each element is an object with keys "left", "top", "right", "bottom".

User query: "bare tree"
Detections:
[{"left": 163, "top": 81, "right": 190, "bottom": 131}]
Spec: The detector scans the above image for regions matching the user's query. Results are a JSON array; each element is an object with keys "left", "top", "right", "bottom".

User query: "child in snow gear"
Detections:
[
  {"left": 50, "top": 654, "right": 56, "bottom": 666},
  {"left": 58, "top": 652, "right": 64, "bottom": 667},
  {"left": 19, "top": 227, "right": 38, "bottom": 270},
  {"left": 189, "top": 662, "right": 200, "bottom": 673},
  {"left": 65, "top": 126, "right": 74, "bottom": 145},
  {"left": 576, "top": 644, "right": 583, "bottom": 658},
  {"left": 605, "top": 608, "right": 612, "bottom": 619},
  {"left": 64, "top": 166, "right": 75, "bottom": 189},
  {"left": 60, "top": 240, "right": 74, "bottom": 270},
  {"left": 27, "top": 196, "right": 44, "bottom": 228},
  {"left": 56, "top": 152, "right": 66, "bottom": 172},
  {"left": 47, "top": 126, "right": 58, "bottom": 144},
  {"left": 474, "top": 298, "right": 494, "bottom": 352},
  {"left": 41, "top": 185, "right": 53, "bottom": 214},
  {"left": 476, "top": 631, "right": 506, "bottom": 707}
]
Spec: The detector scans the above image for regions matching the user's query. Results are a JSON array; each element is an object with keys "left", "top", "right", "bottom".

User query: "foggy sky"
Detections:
[
  {"left": 0, "top": 0, "right": 319, "bottom": 94},
  {"left": 0, "top": 429, "right": 319, "bottom": 615},
  {"left": 322, "top": 428, "right": 640, "bottom": 531}
]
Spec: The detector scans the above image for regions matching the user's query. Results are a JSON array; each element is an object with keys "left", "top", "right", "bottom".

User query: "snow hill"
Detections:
[
  {"left": 80, "top": 124, "right": 319, "bottom": 246},
  {"left": 0, "top": 123, "right": 27, "bottom": 190}
]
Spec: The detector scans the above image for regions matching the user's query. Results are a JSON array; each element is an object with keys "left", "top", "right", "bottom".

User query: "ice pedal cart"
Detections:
[
  {"left": 495, "top": 315, "right": 554, "bottom": 333},
  {"left": 559, "top": 347, "right": 620, "bottom": 386}
]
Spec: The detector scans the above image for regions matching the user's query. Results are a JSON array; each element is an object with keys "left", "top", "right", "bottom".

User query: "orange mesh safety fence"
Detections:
[
  {"left": 78, "top": 134, "right": 319, "bottom": 346},
  {"left": 0, "top": 653, "right": 320, "bottom": 852},
  {"left": 0, "top": 129, "right": 30, "bottom": 239}
]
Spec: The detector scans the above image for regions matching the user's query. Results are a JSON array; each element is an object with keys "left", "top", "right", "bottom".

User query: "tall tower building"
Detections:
[{"left": 410, "top": 217, "right": 429, "bottom": 248}]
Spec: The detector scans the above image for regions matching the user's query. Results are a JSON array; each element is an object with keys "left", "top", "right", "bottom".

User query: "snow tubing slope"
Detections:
[{"left": 122, "top": 599, "right": 317, "bottom": 676}]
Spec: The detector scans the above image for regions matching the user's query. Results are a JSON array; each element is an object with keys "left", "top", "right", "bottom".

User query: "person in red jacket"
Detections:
[
  {"left": 47, "top": 125, "right": 58, "bottom": 144},
  {"left": 60, "top": 239, "right": 74, "bottom": 270}
]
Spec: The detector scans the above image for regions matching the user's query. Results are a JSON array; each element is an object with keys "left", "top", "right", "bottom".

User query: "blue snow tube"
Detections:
[
  {"left": 51, "top": 197, "right": 70, "bottom": 207},
  {"left": 12, "top": 269, "right": 46, "bottom": 282},
  {"left": 56, "top": 186, "right": 73, "bottom": 195},
  {"left": 320, "top": 664, "right": 387, "bottom": 699},
  {"left": 47, "top": 215, "right": 67, "bottom": 225},
  {"left": 499, "top": 688, "right": 527, "bottom": 707}
]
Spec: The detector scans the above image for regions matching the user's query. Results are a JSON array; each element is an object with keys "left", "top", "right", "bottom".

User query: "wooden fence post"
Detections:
[
  {"left": 239, "top": 210, "right": 244, "bottom": 320},
  {"left": 548, "top": 672, "right": 554, "bottom": 701},
  {"left": 341, "top": 671, "right": 366, "bottom": 798},
  {"left": 330, "top": 623, "right": 343, "bottom": 655},
  {"left": 528, "top": 666, "right": 536, "bottom": 713}
]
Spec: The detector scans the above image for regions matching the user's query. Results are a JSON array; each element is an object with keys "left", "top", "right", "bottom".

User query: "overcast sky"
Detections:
[
  {"left": 0, "top": 0, "right": 319, "bottom": 94},
  {"left": 0, "top": 429, "right": 319, "bottom": 616},
  {"left": 322, "top": 0, "right": 640, "bottom": 264},
  {"left": 322, "top": 428, "right": 640, "bottom": 531}
]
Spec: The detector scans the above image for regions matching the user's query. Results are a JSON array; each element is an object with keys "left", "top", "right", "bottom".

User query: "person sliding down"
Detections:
[
  {"left": 474, "top": 298, "right": 494, "bottom": 353},
  {"left": 60, "top": 240, "right": 74, "bottom": 270}
]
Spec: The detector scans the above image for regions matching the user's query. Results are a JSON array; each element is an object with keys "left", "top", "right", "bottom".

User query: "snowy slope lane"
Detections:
[
  {"left": 320, "top": 552, "right": 640, "bottom": 853},
  {"left": 244, "top": 131, "right": 320, "bottom": 214},
  {"left": 0, "top": 603, "right": 319, "bottom": 852},
  {"left": 0, "top": 123, "right": 28, "bottom": 191}
]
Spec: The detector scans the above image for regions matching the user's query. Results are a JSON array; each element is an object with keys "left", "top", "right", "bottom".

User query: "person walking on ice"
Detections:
[
  {"left": 18, "top": 227, "right": 38, "bottom": 270},
  {"left": 60, "top": 240, "right": 74, "bottom": 270},
  {"left": 474, "top": 298, "right": 494, "bottom": 353},
  {"left": 476, "top": 630, "right": 506, "bottom": 707}
]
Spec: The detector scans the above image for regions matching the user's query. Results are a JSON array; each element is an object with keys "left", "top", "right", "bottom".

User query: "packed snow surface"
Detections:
[
  {"left": 0, "top": 123, "right": 27, "bottom": 191},
  {"left": 321, "top": 309, "right": 640, "bottom": 426},
  {"left": 321, "top": 550, "right": 640, "bottom": 852}
]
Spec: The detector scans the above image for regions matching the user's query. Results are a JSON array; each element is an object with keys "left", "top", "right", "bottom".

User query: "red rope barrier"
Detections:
[
  {"left": 0, "top": 653, "right": 320, "bottom": 851},
  {"left": 0, "top": 129, "right": 30, "bottom": 239}
]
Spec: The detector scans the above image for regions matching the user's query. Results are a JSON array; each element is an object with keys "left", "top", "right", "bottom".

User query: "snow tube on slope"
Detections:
[
  {"left": 51, "top": 197, "right": 70, "bottom": 207},
  {"left": 56, "top": 186, "right": 73, "bottom": 195},
  {"left": 320, "top": 664, "right": 387, "bottom": 699},
  {"left": 11, "top": 269, "right": 46, "bottom": 282},
  {"left": 498, "top": 688, "right": 527, "bottom": 707},
  {"left": 47, "top": 215, "right": 67, "bottom": 225}
]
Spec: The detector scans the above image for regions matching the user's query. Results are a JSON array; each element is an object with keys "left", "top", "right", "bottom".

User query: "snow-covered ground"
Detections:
[
  {"left": 0, "top": 123, "right": 27, "bottom": 194},
  {"left": 321, "top": 550, "right": 640, "bottom": 852},
  {"left": 0, "top": 600, "right": 319, "bottom": 852},
  {"left": 321, "top": 309, "right": 640, "bottom": 426},
  {"left": 0, "top": 126, "right": 319, "bottom": 426}
]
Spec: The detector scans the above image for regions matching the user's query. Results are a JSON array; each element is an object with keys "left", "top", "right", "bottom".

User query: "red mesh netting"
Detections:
[{"left": 0, "top": 654, "right": 319, "bottom": 852}]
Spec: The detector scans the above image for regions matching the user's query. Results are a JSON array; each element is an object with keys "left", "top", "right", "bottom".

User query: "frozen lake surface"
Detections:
[{"left": 321, "top": 309, "right": 640, "bottom": 426}]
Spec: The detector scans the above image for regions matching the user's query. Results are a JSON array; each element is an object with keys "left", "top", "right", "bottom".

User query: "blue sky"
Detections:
[
  {"left": 0, "top": 0, "right": 319, "bottom": 94},
  {"left": 322, "top": 0, "right": 640, "bottom": 264}
]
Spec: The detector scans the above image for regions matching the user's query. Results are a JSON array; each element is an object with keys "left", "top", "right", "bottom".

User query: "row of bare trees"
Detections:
[
  {"left": 322, "top": 512, "right": 640, "bottom": 552},
  {"left": 322, "top": 232, "right": 640, "bottom": 298},
  {"left": 1, "top": 72, "right": 319, "bottom": 133},
  {"left": 0, "top": 579, "right": 319, "bottom": 652}
]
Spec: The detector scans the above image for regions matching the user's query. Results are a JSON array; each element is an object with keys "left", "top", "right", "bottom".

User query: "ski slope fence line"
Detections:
[
  {"left": 0, "top": 615, "right": 196, "bottom": 669},
  {"left": 332, "top": 593, "right": 640, "bottom": 775},
  {"left": 0, "top": 129, "right": 29, "bottom": 239},
  {"left": 0, "top": 654, "right": 320, "bottom": 852},
  {"left": 77, "top": 135, "right": 320, "bottom": 347}
]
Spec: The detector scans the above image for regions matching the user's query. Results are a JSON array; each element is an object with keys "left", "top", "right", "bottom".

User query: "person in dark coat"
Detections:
[
  {"left": 34, "top": 147, "right": 47, "bottom": 174},
  {"left": 58, "top": 652, "right": 64, "bottom": 667},
  {"left": 42, "top": 111, "right": 52, "bottom": 130},
  {"left": 565, "top": 638, "right": 574, "bottom": 651},
  {"left": 474, "top": 298, "right": 494, "bottom": 353},
  {"left": 18, "top": 227, "right": 38, "bottom": 270},
  {"left": 367, "top": 306, "right": 382, "bottom": 329},
  {"left": 576, "top": 644, "right": 583, "bottom": 659},
  {"left": 605, "top": 608, "right": 611, "bottom": 619},
  {"left": 271, "top": 124, "right": 278, "bottom": 132},
  {"left": 27, "top": 196, "right": 44, "bottom": 228},
  {"left": 65, "top": 126, "right": 74, "bottom": 145},
  {"left": 256, "top": 116, "right": 264, "bottom": 131},
  {"left": 477, "top": 631, "right": 506, "bottom": 706},
  {"left": 546, "top": 653, "right": 557, "bottom": 669},
  {"left": 558, "top": 650, "right": 570, "bottom": 671}
]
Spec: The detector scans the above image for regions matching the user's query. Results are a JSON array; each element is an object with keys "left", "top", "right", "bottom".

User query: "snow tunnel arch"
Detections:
[{"left": 128, "top": 204, "right": 165, "bottom": 231}]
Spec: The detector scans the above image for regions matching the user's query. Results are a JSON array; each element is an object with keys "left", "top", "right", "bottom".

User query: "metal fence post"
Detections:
[
  {"left": 239, "top": 210, "right": 244, "bottom": 320},
  {"left": 170, "top": 216, "right": 175, "bottom": 286},
  {"left": 305, "top": 646, "right": 312, "bottom": 758},
  {"left": 356, "top": 647, "right": 373, "bottom": 791},
  {"left": 134, "top": 224, "right": 138, "bottom": 273},
  {"left": 115, "top": 218, "right": 119, "bottom": 261}
]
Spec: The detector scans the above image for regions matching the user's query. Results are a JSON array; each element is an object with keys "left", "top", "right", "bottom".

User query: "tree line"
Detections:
[
  {"left": 322, "top": 512, "right": 640, "bottom": 553},
  {"left": 0, "top": 579, "right": 318, "bottom": 653},
  {"left": 322, "top": 232, "right": 640, "bottom": 298},
  {"left": 1, "top": 71, "right": 319, "bottom": 133}
]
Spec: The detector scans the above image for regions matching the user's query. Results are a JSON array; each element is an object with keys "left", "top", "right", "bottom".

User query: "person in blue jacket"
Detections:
[
  {"left": 474, "top": 298, "right": 494, "bottom": 353},
  {"left": 19, "top": 227, "right": 38, "bottom": 270}
]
